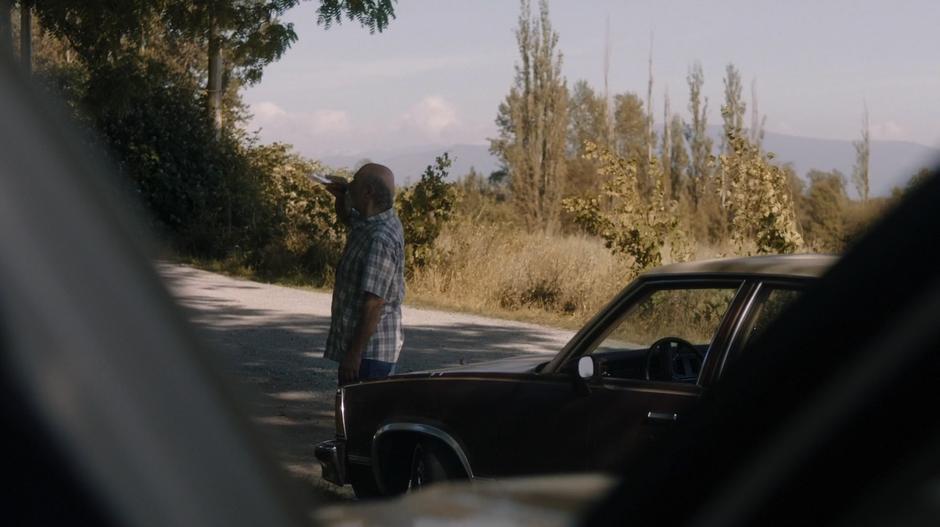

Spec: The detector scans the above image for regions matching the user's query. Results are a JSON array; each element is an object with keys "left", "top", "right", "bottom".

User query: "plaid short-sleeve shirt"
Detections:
[{"left": 324, "top": 208, "right": 405, "bottom": 364}]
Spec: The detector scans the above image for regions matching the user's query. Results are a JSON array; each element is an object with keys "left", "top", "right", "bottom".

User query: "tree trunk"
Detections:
[
  {"left": 207, "top": 15, "right": 223, "bottom": 138},
  {"left": 0, "top": 0, "right": 11, "bottom": 61},
  {"left": 19, "top": 0, "right": 30, "bottom": 76}
]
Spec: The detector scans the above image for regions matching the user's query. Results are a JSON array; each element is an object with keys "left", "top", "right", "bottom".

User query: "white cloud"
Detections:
[
  {"left": 308, "top": 110, "right": 352, "bottom": 134},
  {"left": 398, "top": 96, "right": 459, "bottom": 137},
  {"left": 870, "top": 120, "right": 907, "bottom": 141},
  {"left": 249, "top": 102, "right": 351, "bottom": 136},
  {"left": 252, "top": 101, "right": 287, "bottom": 120}
]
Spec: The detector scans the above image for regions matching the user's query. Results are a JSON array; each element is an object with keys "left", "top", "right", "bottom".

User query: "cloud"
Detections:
[
  {"left": 870, "top": 120, "right": 907, "bottom": 141},
  {"left": 398, "top": 96, "right": 459, "bottom": 137},
  {"left": 249, "top": 102, "right": 351, "bottom": 136},
  {"left": 308, "top": 110, "right": 352, "bottom": 134},
  {"left": 251, "top": 101, "right": 287, "bottom": 120}
]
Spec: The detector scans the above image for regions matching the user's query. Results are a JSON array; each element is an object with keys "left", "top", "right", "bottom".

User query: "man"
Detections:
[{"left": 322, "top": 163, "right": 405, "bottom": 386}]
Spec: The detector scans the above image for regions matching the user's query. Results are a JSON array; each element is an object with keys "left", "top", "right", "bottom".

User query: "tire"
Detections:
[
  {"left": 406, "top": 440, "right": 465, "bottom": 493},
  {"left": 348, "top": 464, "right": 381, "bottom": 499}
]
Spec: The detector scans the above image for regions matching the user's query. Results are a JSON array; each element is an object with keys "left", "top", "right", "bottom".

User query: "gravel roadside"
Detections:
[{"left": 157, "top": 262, "right": 577, "bottom": 501}]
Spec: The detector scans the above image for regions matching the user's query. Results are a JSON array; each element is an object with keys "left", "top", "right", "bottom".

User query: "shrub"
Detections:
[
  {"left": 562, "top": 142, "right": 690, "bottom": 276},
  {"left": 396, "top": 153, "right": 458, "bottom": 273}
]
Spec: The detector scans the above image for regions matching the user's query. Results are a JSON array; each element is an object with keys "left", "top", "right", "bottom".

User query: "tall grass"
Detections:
[{"left": 406, "top": 220, "right": 636, "bottom": 329}]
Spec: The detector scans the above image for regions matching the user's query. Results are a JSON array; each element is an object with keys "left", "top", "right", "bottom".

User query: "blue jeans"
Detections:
[{"left": 358, "top": 358, "right": 395, "bottom": 380}]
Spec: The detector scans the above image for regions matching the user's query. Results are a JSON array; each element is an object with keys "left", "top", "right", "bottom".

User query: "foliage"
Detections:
[
  {"left": 317, "top": 0, "right": 397, "bottom": 33},
  {"left": 396, "top": 153, "right": 457, "bottom": 272},
  {"left": 852, "top": 103, "right": 871, "bottom": 202},
  {"left": 563, "top": 142, "right": 689, "bottom": 276},
  {"left": 164, "top": 1, "right": 300, "bottom": 85},
  {"left": 490, "top": 0, "right": 568, "bottom": 231},
  {"left": 453, "top": 168, "right": 517, "bottom": 225},
  {"left": 719, "top": 122, "right": 804, "bottom": 254},
  {"left": 243, "top": 143, "right": 344, "bottom": 281},
  {"left": 800, "top": 170, "right": 848, "bottom": 252},
  {"left": 686, "top": 61, "right": 713, "bottom": 209},
  {"left": 720, "top": 63, "right": 746, "bottom": 156},
  {"left": 566, "top": 80, "right": 609, "bottom": 195},
  {"left": 667, "top": 113, "right": 690, "bottom": 202}
]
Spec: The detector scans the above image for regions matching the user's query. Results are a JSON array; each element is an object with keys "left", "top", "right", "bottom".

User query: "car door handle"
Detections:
[{"left": 646, "top": 411, "right": 678, "bottom": 424}]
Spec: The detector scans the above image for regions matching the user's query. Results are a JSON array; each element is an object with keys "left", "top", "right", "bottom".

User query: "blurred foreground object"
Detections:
[{"left": 0, "top": 56, "right": 312, "bottom": 526}]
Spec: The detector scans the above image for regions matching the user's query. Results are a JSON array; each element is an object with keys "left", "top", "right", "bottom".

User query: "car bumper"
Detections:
[{"left": 315, "top": 439, "right": 347, "bottom": 486}]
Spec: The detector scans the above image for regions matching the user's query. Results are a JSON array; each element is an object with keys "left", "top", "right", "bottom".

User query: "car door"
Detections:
[
  {"left": 492, "top": 372, "right": 597, "bottom": 476},
  {"left": 573, "top": 280, "right": 752, "bottom": 470}
]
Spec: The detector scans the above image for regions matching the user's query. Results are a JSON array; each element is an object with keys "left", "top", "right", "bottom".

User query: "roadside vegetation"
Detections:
[{"left": 2, "top": 1, "right": 921, "bottom": 329}]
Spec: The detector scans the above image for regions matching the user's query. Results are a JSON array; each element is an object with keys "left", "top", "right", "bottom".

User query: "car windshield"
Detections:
[{"left": 591, "top": 285, "right": 740, "bottom": 354}]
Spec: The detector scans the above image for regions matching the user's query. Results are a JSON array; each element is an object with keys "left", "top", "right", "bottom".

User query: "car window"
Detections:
[
  {"left": 747, "top": 288, "right": 803, "bottom": 342},
  {"left": 590, "top": 285, "right": 739, "bottom": 358}
]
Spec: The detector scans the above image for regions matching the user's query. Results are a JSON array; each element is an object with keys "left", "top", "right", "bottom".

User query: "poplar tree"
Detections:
[
  {"left": 567, "top": 79, "right": 609, "bottom": 194},
  {"left": 668, "top": 114, "right": 690, "bottom": 202},
  {"left": 749, "top": 77, "right": 766, "bottom": 150},
  {"left": 852, "top": 102, "right": 871, "bottom": 202},
  {"left": 612, "top": 92, "right": 647, "bottom": 165},
  {"left": 720, "top": 63, "right": 745, "bottom": 208},
  {"left": 721, "top": 64, "right": 745, "bottom": 154},
  {"left": 490, "top": 0, "right": 568, "bottom": 230},
  {"left": 686, "top": 61, "right": 712, "bottom": 209}
]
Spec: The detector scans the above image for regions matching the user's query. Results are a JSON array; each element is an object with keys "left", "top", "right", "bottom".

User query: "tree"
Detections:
[
  {"left": 563, "top": 142, "right": 687, "bottom": 275},
  {"left": 165, "top": 1, "right": 301, "bottom": 135},
  {"left": 645, "top": 34, "right": 655, "bottom": 171},
  {"left": 490, "top": 0, "right": 568, "bottom": 231},
  {"left": 852, "top": 101, "right": 871, "bottom": 202},
  {"left": 567, "top": 80, "right": 609, "bottom": 156},
  {"left": 668, "top": 113, "right": 690, "bottom": 203},
  {"left": 566, "top": 79, "right": 609, "bottom": 194},
  {"left": 720, "top": 64, "right": 745, "bottom": 155},
  {"left": 36, "top": 1, "right": 396, "bottom": 133},
  {"left": 720, "top": 122, "right": 804, "bottom": 255},
  {"left": 396, "top": 153, "right": 457, "bottom": 272},
  {"left": 686, "top": 61, "right": 713, "bottom": 209},
  {"left": 18, "top": 0, "right": 30, "bottom": 74},
  {"left": 801, "top": 169, "right": 848, "bottom": 252},
  {"left": 317, "top": 0, "right": 396, "bottom": 32},
  {"left": 720, "top": 63, "right": 745, "bottom": 208},
  {"left": 661, "top": 89, "right": 672, "bottom": 200},
  {"left": 749, "top": 77, "right": 766, "bottom": 150},
  {"left": 612, "top": 92, "right": 647, "bottom": 163}
]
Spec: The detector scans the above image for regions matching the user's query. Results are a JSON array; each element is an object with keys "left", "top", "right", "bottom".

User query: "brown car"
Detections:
[{"left": 316, "top": 255, "right": 835, "bottom": 497}]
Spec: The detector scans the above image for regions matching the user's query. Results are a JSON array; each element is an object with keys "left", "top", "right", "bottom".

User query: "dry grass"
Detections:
[
  {"left": 406, "top": 220, "right": 636, "bottom": 329},
  {"left": 171, "top": 220, "right": 731, "bottom": 331}
]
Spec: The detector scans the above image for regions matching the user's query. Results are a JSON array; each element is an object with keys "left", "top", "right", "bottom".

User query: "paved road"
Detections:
[{"left": 157, "top": 263, "right": 577, "bottom": 500}]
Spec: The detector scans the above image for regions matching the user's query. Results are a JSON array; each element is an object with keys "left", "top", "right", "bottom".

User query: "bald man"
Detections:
[{"left": 322, "top": 164, "right": 405, "bottom": 385}]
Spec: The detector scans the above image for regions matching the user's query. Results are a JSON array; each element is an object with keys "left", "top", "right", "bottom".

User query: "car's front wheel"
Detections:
[
  {"left": 348, "top": 465, "right": 381, "bottom": 499},
  {"left": 406, "top": 440, "right": 465, "bottom": 492}
]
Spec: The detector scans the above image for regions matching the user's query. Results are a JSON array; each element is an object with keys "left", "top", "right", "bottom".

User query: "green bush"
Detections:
[{"left": 396, "top": 153, "right": 457, "bottom": 273}]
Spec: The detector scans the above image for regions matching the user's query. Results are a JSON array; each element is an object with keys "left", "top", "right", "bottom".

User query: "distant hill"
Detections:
[
  {"left": 320, "top": 132, "right": 939, "bottom": 197},
  {"left": 707, "top": 126, "right": 939, "bottom": 198}
]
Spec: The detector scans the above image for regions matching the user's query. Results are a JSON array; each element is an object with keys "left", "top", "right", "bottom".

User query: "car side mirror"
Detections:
[
  {"left": 578, "top": 355, "right": 596, "bottom": 380},
  {"left": 574, "top": 355, "right": 598, "bottom": 396}
]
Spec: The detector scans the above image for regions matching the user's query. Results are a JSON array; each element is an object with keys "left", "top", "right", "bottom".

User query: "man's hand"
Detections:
[
  {"left": 338, "top": 352, "right": 361, "bottom": 386},
  {"left": 339, "top": 293, "right": 386, "bottom": 386},
  {"left": 324, "top": 177, "right": 347, "bottom": 198}
]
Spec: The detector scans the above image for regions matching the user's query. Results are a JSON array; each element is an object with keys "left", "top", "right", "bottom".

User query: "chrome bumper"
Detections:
[{"left": 315, "top": 439, "right": 347, "bottom": 486}]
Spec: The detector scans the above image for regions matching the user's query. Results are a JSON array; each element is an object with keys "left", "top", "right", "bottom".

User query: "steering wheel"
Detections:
[{"left": 644, "top": 336, "right": 705, "bottom": 382}]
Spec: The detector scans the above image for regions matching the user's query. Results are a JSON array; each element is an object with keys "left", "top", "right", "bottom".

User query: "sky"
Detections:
[{"left": 242, "top": 0, "right": 940, "bottom": 159}]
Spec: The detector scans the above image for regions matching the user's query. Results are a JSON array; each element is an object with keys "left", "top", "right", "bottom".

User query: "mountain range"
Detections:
[{"left": 320, "top": 129, "right": 939, "bottom": 198}]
